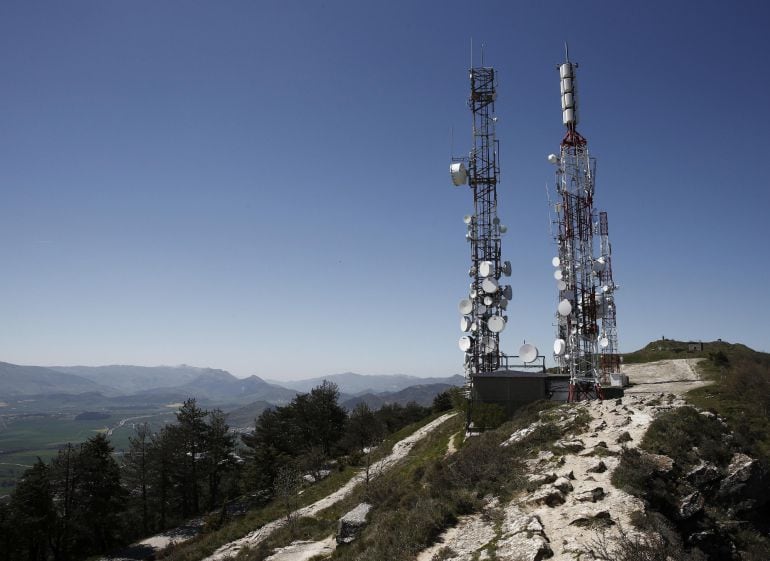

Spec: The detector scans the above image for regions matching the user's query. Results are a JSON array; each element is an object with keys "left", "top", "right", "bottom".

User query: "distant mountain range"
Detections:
[
  {"left": 0, "top": 362, "right": 463, "bottom": 414},
  {"left": 267, "top": 372, "right": 465, "bottom": 395}
]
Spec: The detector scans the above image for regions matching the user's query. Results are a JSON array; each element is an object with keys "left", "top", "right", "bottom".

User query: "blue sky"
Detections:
[{"left": 0, "top": 1, "right": 767, "bottom": 379}]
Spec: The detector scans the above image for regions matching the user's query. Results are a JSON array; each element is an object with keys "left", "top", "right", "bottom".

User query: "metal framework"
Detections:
[
  {"left": 550, "top": 48, "right": 619, "bottom": 401},
  {"left": 598, "top": 211, "right": 620, "bottom": 381},
  {"left": 451, "top": 63, "right": 513, "bottom": 418}
]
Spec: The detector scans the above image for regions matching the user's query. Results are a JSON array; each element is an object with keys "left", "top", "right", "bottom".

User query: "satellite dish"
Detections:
[
  {"left": 481, "top": 278, "right": 499, "bottom": 293},
  {"left": 483, "top": 296, "right": 493, "bottom": 306},
  {"left": 501, "top": 261, "right": 512, "bottom": 276},
  {"left": 553, "top": 338, "right": 566, "bottom": 356},
  {"left": 463, "top": 214, "right": 474, "bottom": 224},
  {"left": 460, "top": 316, "right": 472, "bottom": 332},
  {"left": 470, "top": 289, "right": 478, "bottom": 299},
  {"left": 499, "top": 225, "right": 508, "bottom": 234},
  {"left": 479, "top": 261, "right": 495, "bottom": 278},
  {"left": 477, "top": 304, "right": 487, "bottom": 315},
  {"left": 557, "top": 299, "right": 572, "bottom": 317},
  {"left": 492, "top": 217, "right": 500, "bottom": 225},
  {"left": 458, "top": 299, "right": 473, "bottom": 315},
  {"left": 552, "top": 256, "right": 560, "bottom": 267},
  {"left": 557, "top": 280, "right": 567, "bottom": 291},
  {"left": 458, "top": 336, "right": 473, "bottom": 352},
  {"left": 593, "top": 257, "right": 606, "bottom": 272},
  {"left": 599, "top": 337, "right": 610, "bottom": 349},
  {"left": 519, "top": 343, "right": 538, "bottom": 363},
  {"left": 487, "top": 315, "right": 506, "bottom": 333},
  {"left": 554, "top": 269, "right": 563, "bottom": 280},
  {"left": 470, "top": 322, "right": 479, "bottom": 332},
  {"left": 502, "top": 285, "right": 513, "bottom": 300},
  {"left": 547, "top": 153, "right": 559, "bottom": 165},
  {"left": 602, "top": 284, "right": 611, "bottom": 293},
  {"left": 450, "top": 162, "right": 468, "bottom": 186}
]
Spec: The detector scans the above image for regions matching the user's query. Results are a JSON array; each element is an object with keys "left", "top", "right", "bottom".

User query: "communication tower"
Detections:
[
  {"left": 450, "top": 61, "right": 515, "bottom": 417},
  {"left": 597, "top": 211, "right": 620, "bottom": 382},
  {"left": 547, "top": 47, "right": 620, "bottom": 401}
]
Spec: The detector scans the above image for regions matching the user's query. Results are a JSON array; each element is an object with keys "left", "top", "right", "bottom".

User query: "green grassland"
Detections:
[{"left": 0, "top": 406, "right": 178, "bottom": 493}]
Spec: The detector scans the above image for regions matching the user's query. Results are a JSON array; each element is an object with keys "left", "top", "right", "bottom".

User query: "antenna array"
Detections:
[
  {"left": 548, "top": 49, "right": 621, "bottom": 401},
  {"left": 450, "top": 64, "right": 512, "bottom": 381}
]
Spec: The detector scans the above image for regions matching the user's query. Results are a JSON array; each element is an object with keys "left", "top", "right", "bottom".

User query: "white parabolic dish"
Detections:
[
  {"left": 554, "top": 269, "right": 563, "bottom": 280},
  {"left": 557, "top": 280, "right": 567, "bottom": 291},
  {"left": 487, "top": 315, "right": 506, "bottom": 333},
  {"left": 519, "top": 343, "right": 538, "bottom": 363},
  {"left": 460, "top": 316, "right": 472, "bottom": 332},
  {"left": 552, "top": 256, "right": 560, "bottom": 267},
  {"left": 557, "top": 299, "right": 572, "bottom": 317},
  {"left": 553, "top": 338, "right": 566, "bottom": 355},
  {"left": 450, "top": 162, "right": 468, "bottom": 186},
  {"left": 481, "top": 278, "right": 499, "bottom": 293},
  {"left": 458, "top": 336, "right": 473, "bottom": 352},
  {"left": 458, "top": 299, "right": 473, "bottom": 315},
  {"left": 479, "top": 261, "right": 495, "bottom": 278},
  {"left": 599, "top": 337, "right": 610, "bottom": 349}
]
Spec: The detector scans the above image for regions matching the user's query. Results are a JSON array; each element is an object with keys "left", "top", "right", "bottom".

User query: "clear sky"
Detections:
[{"left": 1, "top": 1, "right": 768, "bottom": 379}]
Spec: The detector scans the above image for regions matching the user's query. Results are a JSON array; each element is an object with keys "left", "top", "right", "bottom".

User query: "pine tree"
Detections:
[
  {"left": 9, "top": 459, "right": 53, "bottom": 561},
  {"left": 204, "top": 409, "right": 236, "bottom": 509},
  {"left": 72, "top": 434, "right": 126, "bottom": 554},
  {"left": 175, "top": 398, "right": 208, "bottom": 514},
  {"left": 123, "top": 423, "right": 152, "bottom": 535}
]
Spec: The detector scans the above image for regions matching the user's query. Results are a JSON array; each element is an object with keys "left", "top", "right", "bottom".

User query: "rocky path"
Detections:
[
  {"left": 416, "top": 359, "right": 706, "bottom": 561},
  {"left": 203, "top": 412, "right": 457, "bottom": 561},
  {"left": 623, "top": 358, "right": 708, "bottom": 395}
]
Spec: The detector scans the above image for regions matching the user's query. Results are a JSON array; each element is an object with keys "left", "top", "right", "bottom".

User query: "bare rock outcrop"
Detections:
[
  {"left": 497, "top": 504, "right": 552, "bottom": 561},
  {"left": 336, "top": 502, "right": 372, "bottom": 544}
]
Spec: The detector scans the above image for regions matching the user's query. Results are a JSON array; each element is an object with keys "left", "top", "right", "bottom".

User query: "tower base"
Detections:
[{"left": 567, "top": 380, "right": 604, "bottom": 402}]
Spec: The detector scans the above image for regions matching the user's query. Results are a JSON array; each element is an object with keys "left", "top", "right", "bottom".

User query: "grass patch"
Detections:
[{"left": 156, "top": 412, "right": 453, "bottom": 561}]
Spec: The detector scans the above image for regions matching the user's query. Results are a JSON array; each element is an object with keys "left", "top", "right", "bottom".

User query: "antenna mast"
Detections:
[
  {"left": 548, "top": 47, "right": 620, "bottom": 401},
  {"left": 450, "top": 56, "right": 513, "bottom": 424}
]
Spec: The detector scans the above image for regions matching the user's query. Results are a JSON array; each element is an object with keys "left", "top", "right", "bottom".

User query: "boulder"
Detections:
[
  {"left": 336, "top": 503, "right": 372, "bottom": 545},
  {"left": 717, "top": 452, "right": 770, "bottom": 511},
  {"left": 497, "top": 504, "right": 552, "bottom": 561},
  {"left": 554, "top": 439, "right": 585, "bottom": 453},
  {"left": 574, "top": 487, "right": 605, "bottom": 503},
  {"left": 616, "top": 431, "right": 633, "bottom": 444},
  {"left": 569, "top": 510, "right": 614, "bottom": 529},
  {"left": 678, "top": 490, "right": 704, "bottom": 519},
  {"left": 686, "top": 460, "right": 721, "bottom": 487},
  {"left": 526, "top": 473, "right": 557, "bottom": 488},
  {"left": 553, "top": 476, "right": 573, "bottom": 494},
  {"left": 527, "top": 487, "right": 566, "bottom": 507},
  {"left": 496, "top": 532, "right": 552, "bottom": 561},
  {"left": 587, "top": 460, "right": 607, "bottom": 474}
]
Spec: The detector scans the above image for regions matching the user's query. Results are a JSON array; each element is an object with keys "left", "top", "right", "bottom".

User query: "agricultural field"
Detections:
[{"left": 0, "top": 405, "right": 179, "bottom": 493}]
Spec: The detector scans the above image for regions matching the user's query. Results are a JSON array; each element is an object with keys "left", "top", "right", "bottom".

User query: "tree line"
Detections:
[{"left": 0, "top": 381, "right": 449, "bottom": 561}]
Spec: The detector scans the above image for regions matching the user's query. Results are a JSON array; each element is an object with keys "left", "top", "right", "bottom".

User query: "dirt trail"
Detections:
[
  {"left": 623, "top": 358, "right": 709, "bottom": 395},
  {"left": 203, "top": 413, "right": 456, "bottom": 561}
]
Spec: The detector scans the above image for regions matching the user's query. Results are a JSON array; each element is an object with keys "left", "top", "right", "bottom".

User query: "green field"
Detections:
[{"left": 0, "top": 407, "right": 178, "bottom": 493}]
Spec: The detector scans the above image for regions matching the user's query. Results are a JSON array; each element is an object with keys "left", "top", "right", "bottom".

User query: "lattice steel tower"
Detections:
[
  {"left": 451, "top": 63, "right": 512, "bottom": 387},
  {"left": 548, "top": 47, "right": 619, "bottom": 401}
]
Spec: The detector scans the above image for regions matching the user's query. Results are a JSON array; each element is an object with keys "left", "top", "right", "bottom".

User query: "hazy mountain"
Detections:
[
  {"left": 0, "top": 362, "right": 117, "bottom": 398},
  {"left": 268, "top": 372, "right": 465, "bottom": 395},
  {"left": 224, "top": 400, "right": 273, "bottom": 429},
  {"left": 341, "top": 383, "right": 457, "bottom": 410},
  {"left": 137, "top": 369, "right": 298, "bottom": 405},
  {"left": 49, "top": 364, "right": 213, "bottom": 394}
]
